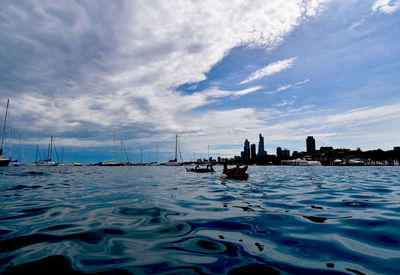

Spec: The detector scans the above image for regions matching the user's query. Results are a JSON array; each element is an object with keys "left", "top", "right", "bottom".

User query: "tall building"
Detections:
[
  {"left": 251, "top": 144, "right": 256, "bottom": 160},
  {"left": 258, "top": 134, "right": 266, "bottom": 157},
  {"left": 244, "top": 139, "right": 250, "bottom": 160},
  {"left": 276, "top": 147, "right": 282, "bottom": 159},
  {"left": 306, "top": 136, "right": 316, "bottom": 154},
  {"left": 282, "top": 148, "right": 290, "bottom": 159}
]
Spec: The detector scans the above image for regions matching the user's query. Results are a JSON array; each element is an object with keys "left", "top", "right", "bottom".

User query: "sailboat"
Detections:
[
  {"left": 35, "top": 136, "right": 60, "bottom": 166},
  {"left": 165, "top": 134, "right": 182, "bottom": 166},
  {"left": 0, "top": 99, "right": 11, "bottom": 167},
  {"left": 99, "top": 135, "right": 128, "bottom": 166},
  {"left": 11, "top": 135, "right": 24, "bottom": 167}
]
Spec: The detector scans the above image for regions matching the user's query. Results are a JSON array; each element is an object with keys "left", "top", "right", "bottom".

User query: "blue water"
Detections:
[{"left": 1, "top": 166, "right": 400, "bottom": 274}]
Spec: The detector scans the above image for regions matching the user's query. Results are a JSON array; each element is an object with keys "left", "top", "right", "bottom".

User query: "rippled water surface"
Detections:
[{"left": 1, "top": 166, "right": 400, "bottom": 274}]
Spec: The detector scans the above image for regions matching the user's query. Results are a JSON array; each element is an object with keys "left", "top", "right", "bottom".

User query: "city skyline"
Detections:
[{"left": 1, "top": 1, "right": 400, "bottom": 163}]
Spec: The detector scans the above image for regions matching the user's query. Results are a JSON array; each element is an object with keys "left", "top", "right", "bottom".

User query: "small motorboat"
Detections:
[
  {"left": 186, "top": 165, "right": 215, "bottom": 173},
  {"left": 220, "top": 163, "right": 248, "bottom": 180}
]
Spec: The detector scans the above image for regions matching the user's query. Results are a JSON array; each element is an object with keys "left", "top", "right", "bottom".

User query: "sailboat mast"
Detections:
[
  {"left": 1, "top": 99, "right": 9, "bottom": 154},
  {"left": 175, "top": 134, "right": 178, "bottom": 161},
  {"left": 120, "top": 138, "right": 123, "bottom": 162},
  {"left": 7, "top": 102, "right": 11, "bottom": 158},
  {"left": 50, "top": 136, "right": 54, "bottom": 161},
  {"left": 121, "top": 139, "right": 130, "bottom": 163},
  {"left": 36, "top": 144, "right": 39, "bottom": 163},
  {"left": 18, "top": 135, "right": 21, "bottom": 162},
  {"left": 47, "top": 142, "right": 50, "bottom": 160},
  {"left": 113, "top": 133, "right": 116, "bottom": 161}
]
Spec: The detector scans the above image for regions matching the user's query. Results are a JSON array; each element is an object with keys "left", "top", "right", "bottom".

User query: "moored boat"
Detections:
[{"left": 0, "top": 99, "right": 11, "bottom": 167}]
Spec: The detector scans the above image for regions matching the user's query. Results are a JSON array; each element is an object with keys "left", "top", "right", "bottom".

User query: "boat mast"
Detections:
[
  {"left": 113, "top": 133, "right": 116, "bottom": 162},
  {"left": 1, "top": 99, "right": 9, "bottom": 156},
  {"left": 18, "top": 135, "right": 21, "bottom": 162},
  {"left": 174, "top": 134, "right": 178, "bottom": 161},
  {"left": 53, "top": 137, "right": 60, "bottom": 162},
  {"left": 121, "top": 139, "right": 130, "bottom": 163},
  {"left": 35, "top": 144, "right": 39, "bottom": 163},
  {"left": 47, "top": 141, "right": 51, "bottom": 161},
  {"left": 7, "top": 103, "right": 11, "bottom": 158},
  {"left": 119, "top": 138, "right": 123, "bottom": 162}
]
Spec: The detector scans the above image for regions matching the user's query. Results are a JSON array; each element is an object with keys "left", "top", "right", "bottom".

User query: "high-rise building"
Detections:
[
  {"left": 306, "top": 136, "right": 316, "bottom": 154},
  {"left": 251, "top": 144, "right": 256, "bottom": 160},
  {"left": 276, "top": 147, "right": 282, "bottom": 159},
  {"left": 258, "top": 134, "right": 266, "bottom": 157},
  {"left": 244, "top": 139, "right": 250, "bottom": 160},
  {"left": 282, "top": 148, "right": 290, "bottom": 159}
]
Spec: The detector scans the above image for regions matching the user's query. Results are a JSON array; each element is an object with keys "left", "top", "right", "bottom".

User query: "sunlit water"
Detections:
[{"left": 1, "top": 166, "right": 400, "bottom": 274}]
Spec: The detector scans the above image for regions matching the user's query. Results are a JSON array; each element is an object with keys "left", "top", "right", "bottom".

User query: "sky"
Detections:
[{"left": 1, "top": 0, "right": 400, "bottom": 163}]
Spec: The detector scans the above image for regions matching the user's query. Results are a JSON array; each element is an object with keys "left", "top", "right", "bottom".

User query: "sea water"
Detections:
[{"left": 1, "top": 166, "right": 399, "bottom": 274}]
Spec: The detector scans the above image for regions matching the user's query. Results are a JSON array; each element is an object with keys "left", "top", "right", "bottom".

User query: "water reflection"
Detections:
[{"left": 1, "top": 166, "right": 399, "bottom": 274}]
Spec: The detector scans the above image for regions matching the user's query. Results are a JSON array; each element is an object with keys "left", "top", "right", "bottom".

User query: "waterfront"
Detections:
[{"left": 1, "top": 166, "right": 400, "bottom": 274}]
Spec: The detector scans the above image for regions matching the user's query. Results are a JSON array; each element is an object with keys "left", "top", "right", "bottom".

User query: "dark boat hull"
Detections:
[{"left": 0, "top": 159, "right": 11, "bottom": 167}]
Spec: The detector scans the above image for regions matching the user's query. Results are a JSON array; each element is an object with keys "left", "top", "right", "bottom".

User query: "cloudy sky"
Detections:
[{"left": 1, "top": 0, "right": 399, "bottom": 163}]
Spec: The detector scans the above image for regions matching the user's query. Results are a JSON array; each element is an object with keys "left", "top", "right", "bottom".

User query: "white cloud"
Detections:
[
  {"left": 232, "top": 86, "right": 263, "bottom": 97},
  {"left": 372, "top": 0, "right": 400, "bottom": 14},
  {"left": 349, "top": 18, "right": 366, "bottom": 30},
  {"left": 276, "top": 96, "right": 297, "bottom": 107},
  {"left": 240, "top": 57, "right": 297, "bottom": 84},
  {"left": 1, "top": 0, "right": 329, "bottom": 151},
  {"left": 265, "top": 79, "right": 309, "bottom": 94},
  {"left": 294, "top": 79, "right": 310, "bottom": 87},
  {"left": 266, "top": 84, "right": 292, "bottom": 95}
]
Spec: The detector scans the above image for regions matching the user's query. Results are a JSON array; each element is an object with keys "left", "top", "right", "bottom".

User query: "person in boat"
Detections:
[
  {"left": 186, "top": 164, "right": 215, "bottom": 173},
  {"left": 220, "top": 161, "right": 248, "bottom": 180}
]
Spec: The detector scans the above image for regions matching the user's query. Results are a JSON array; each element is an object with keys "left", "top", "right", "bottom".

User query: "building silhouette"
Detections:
[
  {"left": 258, "top": 134, "right": 266, "bottom": 157},
  {"left": 306, "top": 136, "right": 316, "bottom": 154},
  {"left": 276, "top": 147, "right": 282, "bottom": 159},
  {"left": 282, "top": 148, "right": 290, "bottom": 159},
  {"left": 251, "top": 144, "right": 256, "bottom": 160},
  {"left": 244, "top": 139, "right": 250, "bottom": 160}
]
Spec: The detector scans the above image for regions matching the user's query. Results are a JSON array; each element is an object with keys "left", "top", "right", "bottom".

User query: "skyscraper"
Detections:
[
  {"left": 258, "top": 134, "right": 266, "bottom": 157},
  {"left": 306, "top": 136, "right": 316, "bottom": 154},
  {"left": 251, "top": 144, "right": 256, "bottom": 160},
  {"left": 282, "top": 148, "right": 290, "bottom": 159},
  {"left": 276, "top": 147, "right": 282, "bottom": 159},
  {"left": 244, "top": 139, "right": 250, "bottom": 160}
]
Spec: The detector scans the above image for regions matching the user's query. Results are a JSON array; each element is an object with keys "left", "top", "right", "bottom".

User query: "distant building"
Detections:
[
  {"left": 244, "top": 139, "right": 250, "bottom": 160},
  {"left": 306, "top": 136, "right": 316, "bottom": 154},
  {"left": 251, "top": 144, "right": 256, "bottom": 160},
  {"left": 258, "top": 134, "right": 266, "bottom": 157},
  {"left": 282, "top": 148, "right": 290, "bottom": 159},
  {"left": 276, "top": 147, "right": 282, "bottom": 158},
  {"left": 320, "top": 146, "right": 333, "bottom": 153}
]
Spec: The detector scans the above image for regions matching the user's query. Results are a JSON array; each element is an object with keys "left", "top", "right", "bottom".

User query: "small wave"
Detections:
[
  {"left": 0, "top": 207, "right": 51, "bottom": 221},
  {"left": 6, "top": 185, "right": 42, "bottom": 191},
  {"left": 16, "top": 171, "right": 50, "bottom": 177}
]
